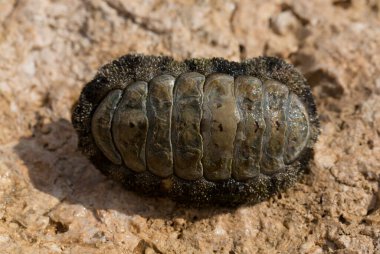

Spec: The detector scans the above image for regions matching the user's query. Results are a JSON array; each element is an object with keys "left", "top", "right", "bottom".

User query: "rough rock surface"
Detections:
[{"left": 0, "top": 0, "right": 379, "bottom": 253}]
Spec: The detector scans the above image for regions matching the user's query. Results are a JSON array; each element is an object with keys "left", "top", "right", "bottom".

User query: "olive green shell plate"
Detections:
[{"left": 72, "top": 54, "right": 319, "bottom": 206}]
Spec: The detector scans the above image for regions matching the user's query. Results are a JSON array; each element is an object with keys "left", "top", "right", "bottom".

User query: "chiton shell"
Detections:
[{"left": 72, "top": 54, "right": 319, "bottom": 206}]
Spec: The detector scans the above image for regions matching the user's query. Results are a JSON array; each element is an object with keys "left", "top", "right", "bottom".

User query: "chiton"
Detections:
[{"left": 72, "top": 54, "right": 319, "bottom": 206}]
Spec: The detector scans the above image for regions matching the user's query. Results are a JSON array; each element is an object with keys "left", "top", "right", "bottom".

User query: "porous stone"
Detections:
[{"left": 1, "top": 0, "right": 379, "bottom": 253}]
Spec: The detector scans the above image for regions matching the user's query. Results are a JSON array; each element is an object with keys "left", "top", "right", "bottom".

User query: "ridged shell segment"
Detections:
[
  {"left": 172, "top": 72, "right": 205, "bottom": 180},
  {"left": 233, "top": 76, "right": 265, "bottom": 180},
  {"left": 201, "top": 74, "right": 240, "bottom": 181},
  {"left": 261, "top": 80, "right": 289, "bottom": 174},
  {"left": 91, "top": 89, "right": 123, "bottom": 165},
  {"left": 146, "top": 75, "right": 175, "bottom": 178},
  {"left": 112, "top": 81, "right": 148, "bottom": 172}
]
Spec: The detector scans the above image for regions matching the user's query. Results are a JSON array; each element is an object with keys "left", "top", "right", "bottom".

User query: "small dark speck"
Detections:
[
  {"left": 254, "top": 121, "right": 259, "bottom": 133},
  {"left": 218, "top": 124, "right": 223, "bottom": 132},
  {"left": 129, "top": 122, "right": 135, "bottom": 128},
  {"left": 275, "top": 121, "right": 280, "bottom": 130},
  {"left": 239, "top": 44, "right": 247, "bottom": 60},
  {"left": 367, "top": 140, "right": 374, "bottom": 150},
  {"left": 338, "top": 214, "right": 350, "bottom": 225}
]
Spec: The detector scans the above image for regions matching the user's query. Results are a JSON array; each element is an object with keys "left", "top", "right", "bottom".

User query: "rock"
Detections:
[
  {"left": 270, "top": 10, "right": 300, "bottom": 36},
  {"left": 0, "top": 0, "right": 379, "bottom": 253}
]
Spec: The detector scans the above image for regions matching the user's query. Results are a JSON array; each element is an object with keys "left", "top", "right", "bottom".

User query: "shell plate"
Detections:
[{"left": 72, "top": 54, "right": 319, "bottom": 206}]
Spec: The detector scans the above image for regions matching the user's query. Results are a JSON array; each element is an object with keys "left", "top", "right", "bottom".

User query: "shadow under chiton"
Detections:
[{"left": 72, "top": 54, "right": 319, "bottom": 206}]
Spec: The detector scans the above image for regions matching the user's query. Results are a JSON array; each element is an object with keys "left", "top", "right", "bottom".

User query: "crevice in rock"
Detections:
[
  {"left": 332, "top": 0, "right": 352, "bottom": 9},
  {"left": 133, "top": 239, "right": 163, "bottom": 254},
  {"left": 103, "top": 0, "right": 168, "bottom": 35},
  {"left": 279, "top": 3, "right": 310, "bottom": 26},
  {"left": 366, "top": 181, "right": 380, "bottom": 215},
  {"left": 48, "top": 218, "right": 69, "bottom": 234}
]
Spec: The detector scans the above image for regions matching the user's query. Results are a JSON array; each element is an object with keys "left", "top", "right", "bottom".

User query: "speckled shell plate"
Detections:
[{"left": 72, "top": 54, "right": 319, "bottom": 206}]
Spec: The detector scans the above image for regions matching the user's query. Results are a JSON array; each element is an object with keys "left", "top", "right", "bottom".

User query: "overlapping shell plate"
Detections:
[{"left": 72, "top": 54, "right": 319, "bottom": 206}]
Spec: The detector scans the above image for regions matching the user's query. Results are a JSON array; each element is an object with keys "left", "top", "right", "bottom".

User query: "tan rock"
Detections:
[{"left": 0, "top": 0, "right": 379, "bottom": 253}]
